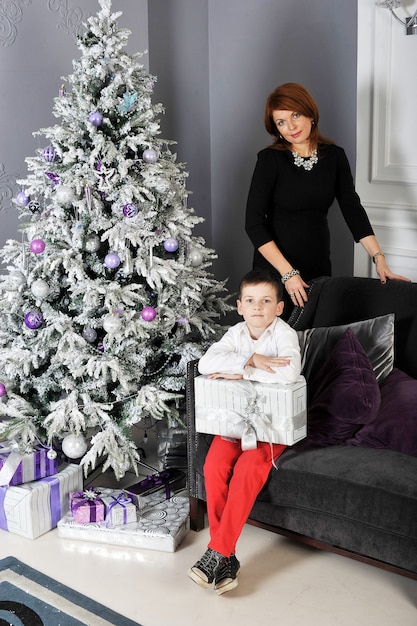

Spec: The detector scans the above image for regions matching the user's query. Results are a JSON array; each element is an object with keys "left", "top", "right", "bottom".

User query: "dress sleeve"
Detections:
[
  {"left": 335, "top": 147, "right": 374, "bottom": 242},
  {"left": 245, "top": 149, "right": 278, "bottom": 249}
]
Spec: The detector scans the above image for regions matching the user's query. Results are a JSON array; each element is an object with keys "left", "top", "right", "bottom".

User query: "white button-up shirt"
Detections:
[{"left": 198, "top": 317, "right": 302, "bottom": 384}]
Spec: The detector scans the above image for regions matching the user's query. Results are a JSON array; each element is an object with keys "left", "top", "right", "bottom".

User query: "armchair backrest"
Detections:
[{"left": 287, "top": 276, "right": 417, "bottom": 379}]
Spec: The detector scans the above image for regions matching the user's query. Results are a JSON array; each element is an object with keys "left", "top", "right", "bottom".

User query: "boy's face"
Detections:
[{"left": 237, "top": 282, "right": 284, "bottom": 333}]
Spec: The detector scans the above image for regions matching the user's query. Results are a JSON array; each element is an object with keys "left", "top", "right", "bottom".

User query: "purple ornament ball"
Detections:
[
  {"left": 123, "top": 203, "right": 138, "bottom": 218},
  {"left": 30, "top": 239, "right": 46, "bottom": 254},
  {"left": 89, "top": 111, "right": 103, "bottom": 126},
  {"left": 143, "top": 148, "right": 158, "bottom": 164},
  {"left": 0, "top": 383, "right": 6, "bottom": 397},
  {"left": 141, "top": 306, "right": 157, "bottom": 322},
  {"left": 24, "top": 310, "right": 44, "bottom": 330},
  {"left": 16, "top": 192, "right": 30, "bottom": 206},
  {"left": 42, "top": 146, "right": 57, "bottom": 162},
  {"left": 104, "top": 252, "right": 121, "bottom": 269},
  {"left": 164, "top": 237, "right": 179, "bottom": 253}
]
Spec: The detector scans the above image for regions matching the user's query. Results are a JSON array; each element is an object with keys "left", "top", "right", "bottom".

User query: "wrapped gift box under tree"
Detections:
[
  {"left": 0, "top": 464, "right": 83, "bottom": 539},
  {"left": 58, "top": 495, "right": 190, "bottom": 552},
  {"left": 0, "top": 443, "right": 58, "bottom": 487},
  {"left": 123, "top": 465, "right": 186, "bottom": 512}
]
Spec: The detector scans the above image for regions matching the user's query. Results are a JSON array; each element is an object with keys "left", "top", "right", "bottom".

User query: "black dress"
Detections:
[{"left": 245, "top": 143, "right": 374, "bottom": 282}]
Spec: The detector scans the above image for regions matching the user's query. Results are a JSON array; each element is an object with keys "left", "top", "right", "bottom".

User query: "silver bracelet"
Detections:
[{"left": 281, "top": 269, "right": 300, "bottom": 284}]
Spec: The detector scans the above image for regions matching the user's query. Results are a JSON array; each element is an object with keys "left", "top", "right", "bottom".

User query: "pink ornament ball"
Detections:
[
  {"left": 16, "top": 192, "right": 30, "bottom": 206},
  {"left": 141, "top": 306, "right": 157, "bottom": 322},
  {"left": 42, "top": 146, "right": 57, "bottom": 162},
  {"left": 104, "top": 252, "right": 121, "bottom": 269},
  {"left": 0, "top": 383, "right": 6, "bottom": 397},
  {"left": 164, "top": 237, "right": 179, "bottom": 253},
  {"left": 24, "top": 310, "right": 44, "bottom": 330},
  {"left": 89, "top": 111, "right": 103, "bottom": 126},
  {"left": 123, "top": 203, "right": 138, "bottom": 218},
  {"left": 30, "top": 239, "right": 46, "bottom": 254}
]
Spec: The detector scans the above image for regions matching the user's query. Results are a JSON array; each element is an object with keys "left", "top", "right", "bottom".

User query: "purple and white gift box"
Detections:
[
  {"left": 99, "top": 488, "right": 137, "bottom": 526},
  {"left": 58, "top": 495, "right": 190, "bottom": 552},
  {"left": 0, "top": 464, "right": 83, "bottom": 539},
  {"left": 0, "top": 443, "right": 58, "bottom": 487}
]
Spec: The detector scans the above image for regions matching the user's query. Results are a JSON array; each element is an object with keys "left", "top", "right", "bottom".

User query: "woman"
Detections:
[{"left": 245, "top": 82, "right": 410, "bottom": 313}]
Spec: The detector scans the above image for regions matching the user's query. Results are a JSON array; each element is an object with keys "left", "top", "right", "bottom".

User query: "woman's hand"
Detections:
[
  {"left": 285, "top": 275, "right": 310, "bottom": 307},
  {"left": 374, "top": 256, "right": 411, "bottom": 284}
]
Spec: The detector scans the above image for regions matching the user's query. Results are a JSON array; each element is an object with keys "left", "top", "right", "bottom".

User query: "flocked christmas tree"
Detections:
[{"left": 0, "top": 0, "right": 231, "bottom": 479}]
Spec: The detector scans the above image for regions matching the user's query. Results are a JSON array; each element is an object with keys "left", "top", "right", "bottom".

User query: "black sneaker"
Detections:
[
  {"left": 187, "top": 548, "right": 226, "bottom": 588},
  {"left": 214, "top": 554, "right": 240, "bottom": 595}
]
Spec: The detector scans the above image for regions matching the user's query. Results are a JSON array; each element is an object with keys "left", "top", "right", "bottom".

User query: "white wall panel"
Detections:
[{"left": 356, "top": 1, "right": 417, "bottom": 281}]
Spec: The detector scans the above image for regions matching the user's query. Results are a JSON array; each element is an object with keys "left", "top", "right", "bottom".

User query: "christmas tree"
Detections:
[{"left": 0, "top": 0, "right": 231, "bottom": 479}]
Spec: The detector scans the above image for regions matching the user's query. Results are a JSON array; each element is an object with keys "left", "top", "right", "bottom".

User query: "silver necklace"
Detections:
[{"left": 292, "top": 149, "right": 318, "bottom": 171}]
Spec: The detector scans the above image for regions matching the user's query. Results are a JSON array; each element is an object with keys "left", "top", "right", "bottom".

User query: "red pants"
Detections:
[{"left": 204, "top": 436, "right": 286, "bottom": 557}]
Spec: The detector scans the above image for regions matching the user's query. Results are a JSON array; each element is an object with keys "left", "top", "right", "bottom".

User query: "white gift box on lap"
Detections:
[
  {"left": 194, "top": 376, "right": 307, "bottom": 446},
  {"left": 57, "top": 495, "right": 190, "bottom": 553},
  {"left": 0, "top": 464, "right": 83, "bottom": 539}
]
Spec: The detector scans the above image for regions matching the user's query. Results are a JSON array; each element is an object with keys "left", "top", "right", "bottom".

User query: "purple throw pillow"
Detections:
[
  {"left": 347, "top": 368, "right": 417, "bottom": 456},
  {"left": 307, "top": 328, "right": 381, "bottom": 445}
]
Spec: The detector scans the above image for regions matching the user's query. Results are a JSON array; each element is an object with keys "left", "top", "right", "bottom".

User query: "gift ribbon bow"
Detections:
[
  {"left": 204, "top": 382, "right": 278, "bottom": 468},
  {"left": 105, "top": 493, "right": 132, "bottom": 527}
]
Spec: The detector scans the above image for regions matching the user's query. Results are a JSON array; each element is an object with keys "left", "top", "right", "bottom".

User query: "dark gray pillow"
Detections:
[{"left": 297, "top": 314, "right": 394, "bottom": 384}]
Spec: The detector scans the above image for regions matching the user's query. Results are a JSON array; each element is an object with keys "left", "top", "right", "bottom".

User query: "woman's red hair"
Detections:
[{"left": 264, "top": 82, "right": 333, "bottom": 150}]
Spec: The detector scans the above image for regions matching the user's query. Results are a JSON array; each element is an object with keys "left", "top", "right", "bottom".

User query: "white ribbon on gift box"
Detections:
[
  {"left": 0, "top": 450, "right": 26, "bottom": 487},
  {"left": 200, "top": 382, "right": 281, "bottom": 468}
]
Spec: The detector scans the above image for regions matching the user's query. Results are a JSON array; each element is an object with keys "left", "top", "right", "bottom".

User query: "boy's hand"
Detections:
[
  {"left": 246, "top": 353, "right": 291, "bottom": 372},
  {"left": 207, "top": 373, "right": 244, "bottom": 380}
]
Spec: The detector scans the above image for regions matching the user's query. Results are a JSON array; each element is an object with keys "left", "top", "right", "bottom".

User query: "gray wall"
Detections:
[
  {"left": 1, "top": 0, "right": 358, "bottom": 299},
  {"left": 149, "top": 0, "right": 358, "bottom": 295},
  {"left": 0, "top": 0, "right": 148, "bottom": 248}
]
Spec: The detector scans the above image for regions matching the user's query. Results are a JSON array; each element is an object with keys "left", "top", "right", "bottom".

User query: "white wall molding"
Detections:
[
  {"left": 371, "top": 7, "right": 417, "bottom": 184},
  {"left": 356, "top": 1, "right": 417, "bottom": 280}
]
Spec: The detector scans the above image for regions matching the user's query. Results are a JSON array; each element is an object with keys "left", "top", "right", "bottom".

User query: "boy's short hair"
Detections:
[{"left": 238, "top": 269, "right": 283, "bottom": 301}]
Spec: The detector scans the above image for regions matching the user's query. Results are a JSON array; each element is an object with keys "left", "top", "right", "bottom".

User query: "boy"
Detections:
[{"left": 188, "top": 269, "right": 302, "bottom": 594}]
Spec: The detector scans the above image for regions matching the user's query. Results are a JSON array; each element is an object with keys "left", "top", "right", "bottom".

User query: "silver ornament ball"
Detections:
[
  {"left": 82, "top": 327, "right": 98, "bottom": 342},
  {"left": 62, "top": 433, "right": 87, "bottom": 459},
  {"left": 55, "top": 185, "right": 75, "bottom": 205},
  {"left": 85, "top": 235, "right": 101, "bottom": 253},
  {"left": 103, "top": 313, "right": 123, "bottom": 334},
  {"left": 188, "top": 248, "right": 204, "bottom": 267},
  {"left": 30, "top": 279, "right": 50, "bottom": 299}
]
